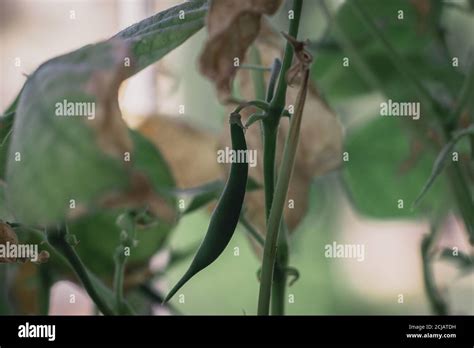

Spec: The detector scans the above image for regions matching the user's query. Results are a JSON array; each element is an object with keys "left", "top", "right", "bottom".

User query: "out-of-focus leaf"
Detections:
[
  {"left": 313, "top": 0, "right": 459, "bottom": 102},
  {"left": 439, "top": 248, "right": 474, "bottom": 271},
  {"left": 0, "top": 182, "right": 13, "bottom": 221},
  {"left": 0, "top": 112, "right": 14, "bottom": 179},
  {"left": 413, "top": 125, "right": 474, "bottom": 209},
  {"left": 199, "top": 0, "right": 282, "bottom": 99},
  {"left": 343, "top": 117, "right": 449, "bottom": 218},
  {"left": 138, "top": 115, "right": 221, "bottom": 189},
  {"left": 67, "top": 130, "right": 178, "bottom": 277},
  {"left": 6, "top": 42, "right": 130, "bottom": 225},
  {"left": 5, "top": 0, "right": 206, "bottom": 226},
  {"left": 113, "top": 0, "right": 208, "bottom": 73},
  {"left": 67, "top": 210, "right": 171, "bottom": 277},
  {"left": 173, "top": 177, "right": 261, "bottom": 215}
]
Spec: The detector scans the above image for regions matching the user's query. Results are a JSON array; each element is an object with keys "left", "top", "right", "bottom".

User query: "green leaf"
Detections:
[
  {"left": 67, "top": 211, "right": 171, "bottom": 276},
  {"left": 413, "top": 125, "right": 474, "bottom": 209},
  {"left": 0, "top": 112, "right": 15, "bottom": 179},
  {"left": 314, "top": 0, "right": 459, "bottom": 102},
  {"left": 129, "top": 130, "right": 176, "bottom": 194},
  {"left": 60, "top": 131, "right": 177, "bottom": 276},
  {"left": 4, "top": 1, "right": 206, "bottom": 226},
  {"left": 114, "top": 0, "right": 208, "bottom": 73},
  {"left": 343, "top": 118, "right": 449, "bottom": 218},
  {"left": 0, "top": 181, "right": 13, "bottom": 221}
]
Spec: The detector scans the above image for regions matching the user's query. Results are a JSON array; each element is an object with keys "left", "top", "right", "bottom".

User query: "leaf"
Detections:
[
  {"left": 114, "top": 0, "right": 208, "bottom": 73},
  {"left": 343, "top": 117, "right": 449, "bottom": 218},
  {"left": 439, "top": 248, "right": 474, "bottom": 271},
  {"left": 68, "top": 211, "right": 171, "bottom": 277},
  {"left": 0, "top": 112, "right": 14, "bottom": 179},
  {"left": 199, "top": 0, "right": 282, "bottom": 99},
  {"left": 314, "top": 0, "right": 457, "bottom": 102},
  {"left": 0, "top": 181, "right": 13, "bottom": 221},
  {"left": 138, "top": 115, "right": 222, "bottom": 189},
  {"left": 5, "top": 1, "right": 207, "bottom": 226},
  {"left": 413, "top": 125, "right": 474, "bottom": 209}
]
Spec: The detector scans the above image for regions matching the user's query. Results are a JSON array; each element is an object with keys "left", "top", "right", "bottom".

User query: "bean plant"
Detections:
[{"left": 0, "top": 0, "right": 473, "bottom": 317}]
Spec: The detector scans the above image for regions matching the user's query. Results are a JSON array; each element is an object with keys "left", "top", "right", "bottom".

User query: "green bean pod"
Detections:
[{"left": 164, "top": 113, "right": 248, "bottom": 302}]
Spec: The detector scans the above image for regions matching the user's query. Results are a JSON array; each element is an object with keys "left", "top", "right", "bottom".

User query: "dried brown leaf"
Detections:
[
  {"left": 199, "top": 0, "right": 283, "bottom": 100},
  {"left": 85, "top": 40, "right": 134, "bottom": 159},
  {"left": 138, "top": 115, "right": 221, "bottom": 188}
]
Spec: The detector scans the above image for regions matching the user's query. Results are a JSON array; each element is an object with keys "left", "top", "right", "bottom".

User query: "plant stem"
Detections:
[
  {"left": 46, "top": 226, "right": 115, "bottom": 315},
  {"left": 271, "top": 0, "right": 304, "bottom": 110},
  {"left": 258, "top": 68, "right": 309, "bottom": 315},
  {"left": 0, "top": 265, "right": 11, "bottom": 314},
  {"left": 38, "top": 264, "right": 53, "bottom": 315},
  {"left": 446, "top": 163, "right": 474, "bottom": 244},
  {"left": 271, "top": 221, "right": 289, "bottom": 315},
  {"left": 113, "top": 246, "right": 127, "bottom": 314},
  {"left": 421, "top": 225, "right": 448, "bottom": 315},
  {"left": 114, "top": 216, "right": 137, "bottom": 314},
  {"left": 256, "top": 0, "right": 303, "bottom": 316},
  {"left": 239, "top": 214, "right": 265, "bottom": 247}
]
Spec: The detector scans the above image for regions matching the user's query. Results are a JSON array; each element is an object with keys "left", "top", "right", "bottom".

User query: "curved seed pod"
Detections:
[{"left": 164, "top": 113, "right": 248, "bottom": 302}]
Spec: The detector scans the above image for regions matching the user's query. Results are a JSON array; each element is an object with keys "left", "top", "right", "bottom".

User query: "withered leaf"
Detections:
[
  {"left": 199, "top": 0, "right": 283, "bottom": 100},
  {"left": 138, "top": 115, "right": 221, "bottom": 189}
]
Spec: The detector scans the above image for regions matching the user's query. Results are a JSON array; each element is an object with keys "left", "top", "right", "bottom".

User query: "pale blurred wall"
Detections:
[{"left": 0, "top": 0, "right": 119, "bottom": 109}]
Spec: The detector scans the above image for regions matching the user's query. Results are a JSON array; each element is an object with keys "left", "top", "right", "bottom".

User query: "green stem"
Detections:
[
  {"left": 421, "top": 225, "right": 448, "bottom": 315},
  {"left": 251, "top": 45, "right": 290, "bottom": 314},
  {"left": 114, "top": 216, "right": 137, "bottom": 314},
  {"left": 0, "top": 265, "right": 11, "bottom": 314},
  {"left": 258, "top": 69, "right": 309, "bottom": 315},
  {"left": 446, "top": 163, "right": 474, "bottom": 244},
  {"left": 250, "top": 46, "right": 267, "bottom": 101},
  {"left": 271, "top": 0, "right": 303, "bottom": 109},
  {"left": 263, "top": 124, "right": 278, "bottom": 216},
  {"left": 257, "top": 0, "right": 303, "bottom": 316},
  {"left": 46, "top": 227, "right": 115, "bottom": 315},
  {"left": 239, "top": 215, "right": 265, "bottom": 247},
  {"left": 271, "top": 221, "right": 289, "bottom": 315},
  {"left": 113, "top": 246, "right": 127, "bottom": 314},
  {"left": 38, "top": 264, "right": 53, "bottom": 315}
]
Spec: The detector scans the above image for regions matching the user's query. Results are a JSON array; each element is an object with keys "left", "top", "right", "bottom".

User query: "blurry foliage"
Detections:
[
  {"left": 0, "top": 0, "right": 473, "bottom": 315},
  {"left": 314, "top": 0, "right": 472, "bottom": 220}
]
